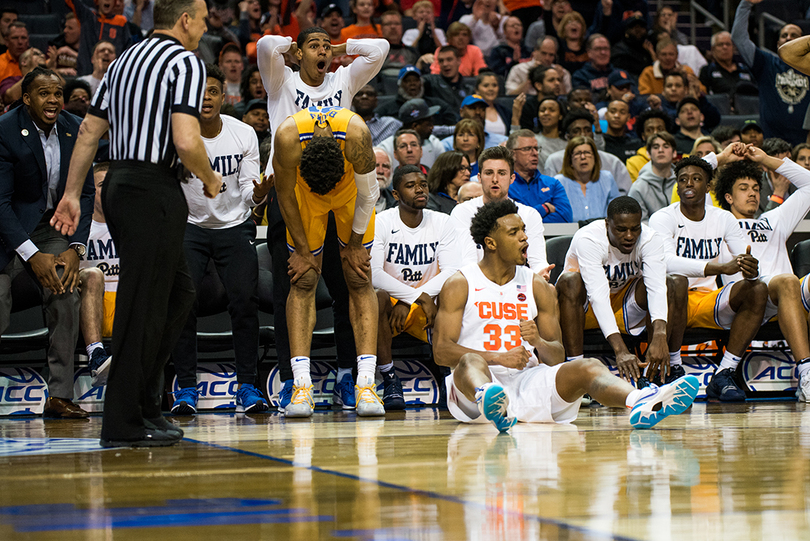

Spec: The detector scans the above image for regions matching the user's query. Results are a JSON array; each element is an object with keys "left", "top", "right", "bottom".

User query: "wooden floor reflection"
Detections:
[{"left": 1, "top": 402, "right": 810, "bottom": 540}]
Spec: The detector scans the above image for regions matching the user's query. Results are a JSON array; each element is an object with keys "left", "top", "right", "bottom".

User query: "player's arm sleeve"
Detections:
[
  {"left": 238, "top": 128, "right": 262, "bottom": 208},
  {"left": 701, "top": 151, "right": 719, "bottom": 170},
  {"left": 524, "top": 205, "right": 549, "bottom": 270},
  {"left": 370, "top": 225, "right": 423, "bottom": 304},
  {"left": 773, "top": 158, "right": 810, "bottom": 230},
  {"left": 256, "top": 35, "right": 293, "bottom": 99},
  {"left": 345, "top": 38, "right": 390, "bottom": 95},
  {"left": 649, "top": 211, "right": 708, "bottom": 276},
  {"left": 574, "top": 237, "right": 621, "bottom": 338},
  {"left": 731, "top": 0, "right": 756, "bottom": 67},
  {"left": 722, "top": 211, "right": 754, "bottom": 256},
  {"left": 640, "top": 231, "right": 669, "bottom": 323}
]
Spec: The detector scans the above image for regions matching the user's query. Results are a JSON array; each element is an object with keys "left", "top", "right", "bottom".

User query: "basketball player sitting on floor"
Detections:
[{"left": 433, "top": 198, "right": 700, "bottom": 432}]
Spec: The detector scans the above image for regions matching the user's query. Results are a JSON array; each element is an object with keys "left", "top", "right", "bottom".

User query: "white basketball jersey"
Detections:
[
  {"left": 79, "top": 220, "right": 119, "bottom": 293},
  {"left": 456, "top": 263, "right": 539, "bottom": 378}
]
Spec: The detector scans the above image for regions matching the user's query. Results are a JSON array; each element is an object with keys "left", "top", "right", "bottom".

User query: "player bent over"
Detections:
[
  {"left": 557, "top": 196, "right": 688, "bottom": 386},
  {"left": 274, "top": 105, "right": 383, "bottom": 417},
  {"left": 432, "top": 199, "right": 699, "bottom": 432}
]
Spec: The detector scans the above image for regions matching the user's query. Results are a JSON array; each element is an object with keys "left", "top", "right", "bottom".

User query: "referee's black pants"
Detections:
[
  {"left": 173, "top": 218, "right": 259, "bottom": 389},
  {"left": 100, "top": 162, "right": 196, "bottom": 441}
]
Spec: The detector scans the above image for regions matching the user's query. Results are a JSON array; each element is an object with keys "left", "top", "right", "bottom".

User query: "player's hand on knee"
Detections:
[
  {"left": 390, "top": 301, "right": 410, "bottom": 334},
  {"left": 497, "top": 346, "right": 530, "bottom": 370},
  {"left": 288, "top": 250, "right": 320, "bottom": 284},
  {"left": 341, "top": 243, "right": 371, "bottom": 282},
  {"left": 615, "top": 351, "right": 641, "bottom": 382},
  {"left": 415, "top": 292, "right": 437, "bottom": 329}
]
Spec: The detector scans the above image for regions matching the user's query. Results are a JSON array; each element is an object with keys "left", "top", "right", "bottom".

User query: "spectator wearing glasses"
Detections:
[
  {"left": 352, "top": 84, "right": 402, "bottom": 145},
  {"left": 426, "top": 150, "right": 471, "bottom": 214},
  {"left": 699, "top": 31, "right": 756, "bottom": 100},
  {"left": 380, "top": 10, "right": 419, "bottom": 71},
  {"left": 62, "top": 78, "right": 92, "bottom": 118},
  {"left": 393, "top": 129, "right": 430, "bottom": 175},
  {"left": 0, "top": 47, "right": 51, "bottom": 105},
  {"left": 507, "top": 129, "right": 572, "bottom": 223},
  {"left": 554, "top": 136, "right": 620, "bottom": 222}
]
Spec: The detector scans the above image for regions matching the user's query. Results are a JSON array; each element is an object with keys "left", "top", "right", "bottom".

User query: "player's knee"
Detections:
[
  {"left": 344, "top": 269, "right": 371, "bottom": 291},
  {"left": 578, "top": 357, "right": 607, "bottom": 377},
  {"left": 292, "top": 268, "right": 320, "bottom": 292},
  {"left": 79, "top": 267, "right": 105, "bottom": 294},
  {"left": 555, "top": 272, "right": 585, "bottom": 302},
  {"left": 770, "top": 273, "right": 801, "bottom": 299},
  {"left": 457, "top": 352, "right": 487, "bottom": 373}
]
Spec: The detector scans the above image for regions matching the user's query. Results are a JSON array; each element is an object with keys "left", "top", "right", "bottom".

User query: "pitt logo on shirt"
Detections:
[
  {"left": 476, "top": 301, "right": 529, "bottom": 320},
  {"left": 676, "top": 237, "right": 722, "bottom": 259}
]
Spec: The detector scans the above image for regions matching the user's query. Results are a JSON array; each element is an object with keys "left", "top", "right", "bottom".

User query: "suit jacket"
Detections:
[{"left": 0, "top": 105, "right": 96, "bottom": 270}]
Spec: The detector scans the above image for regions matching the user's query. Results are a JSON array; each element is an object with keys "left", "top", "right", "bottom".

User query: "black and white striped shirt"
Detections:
[{"left": 88, "top": 34, "right": 206, "bottom": 167}]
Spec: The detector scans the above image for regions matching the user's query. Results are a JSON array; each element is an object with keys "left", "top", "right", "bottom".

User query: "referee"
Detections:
[{"left": 52, "top": 0, "right": 222, "bottom": 447}]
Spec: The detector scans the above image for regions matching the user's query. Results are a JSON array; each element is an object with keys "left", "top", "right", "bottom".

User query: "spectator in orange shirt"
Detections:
[
  {"left": 339, "top": 0, "right": 382, "bottom": 42},
  {"left": 428, "top": 22, "right": 486, "bottom": 77},
  {"left": 0, "top": 21, "right": 27, "bottom": 82}
]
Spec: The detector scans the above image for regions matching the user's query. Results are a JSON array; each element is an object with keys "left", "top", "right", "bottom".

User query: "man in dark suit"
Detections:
[{"left": 0, "top": 66, "right": 95, "bottom": 418}]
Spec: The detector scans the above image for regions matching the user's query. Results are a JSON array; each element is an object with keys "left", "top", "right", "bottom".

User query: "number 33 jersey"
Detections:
[{"left": 456, "top": 263, "right": 539, "bottom": 377}]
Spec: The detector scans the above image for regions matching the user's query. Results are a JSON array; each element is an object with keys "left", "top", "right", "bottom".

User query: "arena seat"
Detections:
[
  {"left": 28, "top": 34, "right": 59, "bottom": 55},
  {"left": 734, "top": 94, "right": 760, "bottom": 116},
  {"left": 544, "top": 234, "right": 572, "bottom": 285},
  {"left": 18, "top": 14, "right": 62, "bottom": 35},
  {"left": 719, "top": 114, "right": 760, "bottom": 130},
  {"left": 790, "top": 239, "right": 810, "bottom": 278},
  {"left": 705, "top": 93, "right": 732, "bottom": 116}
]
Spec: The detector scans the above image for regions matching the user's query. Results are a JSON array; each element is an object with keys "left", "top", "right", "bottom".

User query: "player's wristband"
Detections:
[{"left": 769, "top": 194, "right": 784, "bottom": 205}]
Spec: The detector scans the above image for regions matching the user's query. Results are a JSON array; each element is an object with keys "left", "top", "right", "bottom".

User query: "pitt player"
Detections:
[
  {"left": 710, "top": 146, "right": 810, "bottom": 402},
  {"left": 371, "top": 165, "right": 455, "bottom": 409},
  {"left": 649, "top": 145, "right": 769, "bottom": 402},
  {"left": 258, "top": 27, "right": 389, "bottom": 175},
  {"left": 274, "top": 105, "right": 382, "bottom": 417},
  {"left": 557, "top": 196, "right": 684, "bottom": 385},
  {"left": 433, "top": 196, "right": 699, "bottom": 432}
]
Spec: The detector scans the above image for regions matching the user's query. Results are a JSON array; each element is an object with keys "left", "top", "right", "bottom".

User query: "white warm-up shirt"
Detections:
[
  {"left": 444, "top": 196, "right": 548, "bottom": 274},
  {"left": 719, "top": 158, "right": 810, "bottom": 284},
  {"left": 371, "top": 208, "right": 455, "bottom": 304},
  {"left": 565, "top": 220, "right": 668, "bottom": 338},
  {"left": 257, "top": 35, "right": 389, "bottom": 174},
  {"left": 183, "top": 115, "right": 260, "bottom": 229},
  {"left": 79, "top": 220, "right": 119, "bottom": 293},
  {"left": 650, "top": 202, "right": 750, "bottom": 291}
]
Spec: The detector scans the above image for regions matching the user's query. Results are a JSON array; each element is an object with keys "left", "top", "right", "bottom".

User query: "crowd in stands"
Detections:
[{"left": 7, "top": 0, "right": 810, "bottom": 417}]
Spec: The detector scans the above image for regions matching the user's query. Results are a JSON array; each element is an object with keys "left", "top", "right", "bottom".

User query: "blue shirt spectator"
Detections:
[{"left": 556, "top": 170, "right": 620, "bottom": 222}]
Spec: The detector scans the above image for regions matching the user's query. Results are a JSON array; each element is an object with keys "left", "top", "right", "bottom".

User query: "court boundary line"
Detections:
[{"left": 185, "top": 437, "right": 642, "bottom": 541}]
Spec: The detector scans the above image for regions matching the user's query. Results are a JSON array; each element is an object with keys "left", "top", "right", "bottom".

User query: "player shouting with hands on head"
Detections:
[{"left": 433, "top": 198, "right": 700, "bottom": 433}]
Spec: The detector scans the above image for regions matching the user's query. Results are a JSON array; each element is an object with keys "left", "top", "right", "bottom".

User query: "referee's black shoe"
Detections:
[{"left": 100, "top": 428, "right": 182, "bottom": 448}]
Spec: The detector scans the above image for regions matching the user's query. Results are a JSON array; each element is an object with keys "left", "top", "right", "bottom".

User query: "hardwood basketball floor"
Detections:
[{"left": 0, "top": 402, "right": 809, "bottom": 540}]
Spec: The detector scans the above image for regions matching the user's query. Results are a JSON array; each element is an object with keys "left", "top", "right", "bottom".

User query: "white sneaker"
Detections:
[
  {"left": 797, "top": 372, "right": 810, "bottom": 403},
  {"left": 284, "top": 383, "right": 314, "bottom": 418},
  {"left": 355, "top": 385, "right": 385, "bottom": 416}
]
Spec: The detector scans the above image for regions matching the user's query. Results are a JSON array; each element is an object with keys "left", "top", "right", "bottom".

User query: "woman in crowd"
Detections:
[
  {"left": 453, "top": 119, "right": 485, "bottom": 181},
  {"left": 555, "top": 136, "right": 620, "bottom": 222},
  {"left": 557, "top": 11, "right": 588, "bottom": 74},
  {"left": 426, "top": 151, "right": 472, "bottom": 214},
  {"left": 340, "top": 0, "right": 382, "bottom": 41},
  {"left": 431, "top": 22, "right": 487, "bottom": 76},
  {"left": 475, "top": 72, "right": 510, "bottom": 136},
  {"left": 535, "top": 96, "right": 567, "bottom": 169},
  {"left": 691, "top": 136, "right": 721, "bottom": 159},
  {"left": 794, "top": 143, "right": 810, "bottom": 171}
]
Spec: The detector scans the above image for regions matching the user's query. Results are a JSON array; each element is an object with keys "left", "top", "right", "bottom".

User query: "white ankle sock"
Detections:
[
  {"left": 625, "top": 388, "right": 645, "bottom": 408},
  {"left": 797, "top": 358, "right": 810, "bottom": 378},
  {"left": 670, "top": 351, "right": 682, "bottom": 366},
  {"left": 291, "top": 356, "right": 311, "bottom": 386},
  {"left": 379, "top": 361, "right": 394, "bottom": 373},
  {"left": 356, "top": 354, "right": 377, "bottom": 387},
  {"left": 86, "top": 342, "right": 104, "bottom": 357},
  {"left": 566, "top": 355, "right": 584, "bottom": 362},
  {"left": 336, "top": 367, "right": 352, "bottom": 381},
  {"left": 719, "top": 351, "right": 741, "bottom": 371}
]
